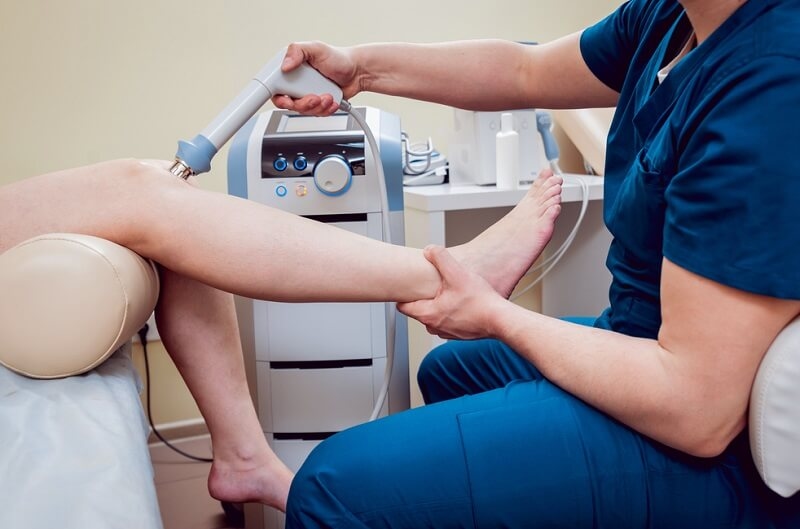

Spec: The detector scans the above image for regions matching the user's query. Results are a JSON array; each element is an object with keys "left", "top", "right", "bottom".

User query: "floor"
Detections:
[{"left": 150, "top": 435, "right": 242, "bottom": 529}]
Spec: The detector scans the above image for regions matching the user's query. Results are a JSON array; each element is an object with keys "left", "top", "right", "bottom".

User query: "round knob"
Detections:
[{"left": 313, "top": 155, "right": 352, "bottom": 196}]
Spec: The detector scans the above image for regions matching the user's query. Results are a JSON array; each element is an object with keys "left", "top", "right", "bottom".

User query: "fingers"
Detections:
[
  {"left": 271, "top": 93, "right": 339, "bottom": 116},
  {"left": 272, "top": 42, "right": 356, "bottom": 116},
  {"left": 398, "top": 298, "right": 437, "bottom": 325},
  {"left": 423, "top": 245, "right": 464, "bottom": 282},
  {"left": 398, "top": 300, "right": 456, "bottom": 340},
  {"left": 271, "top": 94, "right": 296, "bottom": 111},
  {"left": 294, "top": 94, "right": 337, "bottom": 115},
  {"left": 396, "top": 299, "right": 416, "bottom": 314},
  {"left": 272, "top": 41, "right": 346, "bottom": 116},
  {"left": 283, "top": 41, "right": 330, "bottom": 72},
  {"left": 281, "top": 43, "right": 307, "bottom": 72},
  {"left": 426, "top": 327, "right": 459, "bottom": 341},
  {"left": 398, "top": 298, "right": 435, "bottom": 318}
]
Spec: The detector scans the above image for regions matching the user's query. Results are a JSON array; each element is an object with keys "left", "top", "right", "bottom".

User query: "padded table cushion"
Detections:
[{"left": 0, "top": 343, "right": 163, "bottom": 528}]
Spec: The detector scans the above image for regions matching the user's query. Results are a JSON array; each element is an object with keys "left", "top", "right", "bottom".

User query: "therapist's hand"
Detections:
[
  {"left": 272, "top": 41, "right": 361, "bottom": 116},
  {"left": 398, "top": 245, "right": 507, "bottom": 340}
]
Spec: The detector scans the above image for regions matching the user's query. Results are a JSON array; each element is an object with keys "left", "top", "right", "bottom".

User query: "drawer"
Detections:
[{"left": 258, "top": 362, "right": 376, "bottom": 433}]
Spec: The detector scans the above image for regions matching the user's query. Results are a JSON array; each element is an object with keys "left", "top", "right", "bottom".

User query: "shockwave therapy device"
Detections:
[
  {"left": 170, "top": 51, "right": 408, "bottom": 529},
  {"left": 227, "top": 103, "right": 408, "bottom": 461},
  {"left": 228, "top": 108, "right": 408, "bottom": 529}
]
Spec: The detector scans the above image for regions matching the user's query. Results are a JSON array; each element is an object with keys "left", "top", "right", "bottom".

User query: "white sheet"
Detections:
[{"left": 0, "top": 343, "right": 163, "bottom": 529}]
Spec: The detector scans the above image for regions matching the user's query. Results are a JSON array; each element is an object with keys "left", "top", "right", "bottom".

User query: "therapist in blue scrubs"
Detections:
[{"left": 276, "top": 0, "right": 800, "bottom": 526}]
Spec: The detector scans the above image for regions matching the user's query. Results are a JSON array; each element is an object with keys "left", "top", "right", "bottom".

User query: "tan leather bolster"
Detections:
[{"left": 0, "top": 234, "right": 159, "bottom": 378}]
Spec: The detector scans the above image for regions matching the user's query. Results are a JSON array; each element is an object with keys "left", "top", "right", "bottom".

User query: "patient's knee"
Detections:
[
  {"left": 107, "top": 159, "right": 189, "bottom": 190},
  {"left": 135, "top": 159, "right": 202, "bottom": 188}
]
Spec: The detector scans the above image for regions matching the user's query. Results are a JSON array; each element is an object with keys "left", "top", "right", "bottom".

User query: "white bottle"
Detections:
[{"left": 495, "top": 113, "right": 519, "bottom": 190}]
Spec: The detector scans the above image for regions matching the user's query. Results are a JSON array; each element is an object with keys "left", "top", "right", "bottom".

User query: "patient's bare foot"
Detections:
[
  {"left": 208, "top": 452, "right": 293, "bottom": 512},
  {"left": 450, "top": 170, "right": 562, "bottom": 298}
]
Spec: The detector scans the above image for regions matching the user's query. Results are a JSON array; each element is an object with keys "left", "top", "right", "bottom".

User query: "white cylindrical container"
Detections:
[{"left": 495, "top": 113, "right": 520, "bottom": 189}]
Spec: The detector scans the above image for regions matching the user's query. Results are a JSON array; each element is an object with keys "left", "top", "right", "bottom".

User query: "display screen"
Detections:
[{"left": 279, "top": 114, "right": 350, "bottom": 133}]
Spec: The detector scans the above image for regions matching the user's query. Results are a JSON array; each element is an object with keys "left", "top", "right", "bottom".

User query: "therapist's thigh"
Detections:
[
  {"left": 286, "top": 378, "right": 750, "bottom": 529},
  {"left": 417, "top": 319, "right": 597, "bottom": 405},
  {"left": 417, "top": 338, "right": 545, "bottom": 404}
]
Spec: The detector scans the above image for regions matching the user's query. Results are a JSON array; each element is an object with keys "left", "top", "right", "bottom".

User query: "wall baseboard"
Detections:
[{"left": 147, "top": 417, "right": 208, "bottom": 445}]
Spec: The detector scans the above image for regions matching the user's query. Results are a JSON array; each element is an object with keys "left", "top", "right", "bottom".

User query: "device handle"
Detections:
[{"left": 173, "top": 48, "right": 343, "bottom": 177}]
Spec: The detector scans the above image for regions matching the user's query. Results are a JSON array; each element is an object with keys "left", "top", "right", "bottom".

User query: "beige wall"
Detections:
[{"left": 0, "top": 0, "right": 621, "bottom": 426}]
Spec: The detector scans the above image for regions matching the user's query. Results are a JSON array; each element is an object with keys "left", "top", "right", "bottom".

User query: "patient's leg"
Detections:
[
  {"left": 0, "top": 159, "right": 439, "bottom": 301},
  {"left": 155, "top": 268, "right": 292, "bottom": 510},
  {"left": 0, "top": 159, "right": 561, "bottom": 302}
]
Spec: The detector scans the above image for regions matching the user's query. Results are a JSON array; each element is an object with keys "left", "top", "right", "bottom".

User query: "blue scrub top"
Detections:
[{"left": 580, "top": 0, "right": 800, "bottom": 338}]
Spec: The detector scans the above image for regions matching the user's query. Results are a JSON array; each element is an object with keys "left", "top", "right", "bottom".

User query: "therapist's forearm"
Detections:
[
  {"left": 350, "top": 36, "right": 618, "bottom": 111},
  {"left": 352, "top": 40, "right": 530, "bottom": 110},
  {"left": 487, "top": 304, "right": 734, "bottom": 457}
]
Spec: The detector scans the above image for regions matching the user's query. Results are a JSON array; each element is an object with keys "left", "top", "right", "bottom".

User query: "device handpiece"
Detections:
[
  {"left": 170, "top": 48, "right": 343, "bottom": 179},
  {"left": 535, "top": 110, "right": 562, "bottom": 175}
]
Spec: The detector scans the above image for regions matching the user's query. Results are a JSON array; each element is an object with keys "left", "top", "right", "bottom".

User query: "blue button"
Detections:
[
  {"left": 293, "top": 156, "right": 308, "bottom": 171},
  {"left": 273, "top": 157, "right": 288, "bottom": 172},
  {"left": 275, "top": 185, "right": 288, "bottom": 197}
]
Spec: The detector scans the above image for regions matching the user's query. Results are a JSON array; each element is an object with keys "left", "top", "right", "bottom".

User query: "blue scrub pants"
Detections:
[{"left": 286, "top": 330, "right": 800, "bottom": 528}]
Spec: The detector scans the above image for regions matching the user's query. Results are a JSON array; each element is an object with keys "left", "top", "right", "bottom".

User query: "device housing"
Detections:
[{"left": 227, "top": 106, "right": 409, "bottom": 529}]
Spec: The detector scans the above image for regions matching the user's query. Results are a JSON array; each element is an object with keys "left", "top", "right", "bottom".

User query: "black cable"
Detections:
[{"left": 138, "top": 324, "right": 213, "bottom": 463}]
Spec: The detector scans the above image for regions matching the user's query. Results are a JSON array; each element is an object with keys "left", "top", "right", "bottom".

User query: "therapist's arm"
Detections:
[
  {"left": 274, "top": 33, "right": 619, "bottom": 115},
  {"left": 400, "top": 247, "right": 800, "bottom": 458}
]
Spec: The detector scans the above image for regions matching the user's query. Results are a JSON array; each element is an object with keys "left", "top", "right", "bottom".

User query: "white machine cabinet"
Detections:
[{"left": 227, "top": 107, "right": 409, "bottom": 529}]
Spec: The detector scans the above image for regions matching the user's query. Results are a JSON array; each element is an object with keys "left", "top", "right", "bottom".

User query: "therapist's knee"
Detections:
[
  {"left": 417, "top": 340, "right": 465, "bottom": 404},
  {"left": 285, "top": 432, "right": 362, "bottom": 529},
  {"left": 285, "top": 458, "right": 336, "bottom": 529}
]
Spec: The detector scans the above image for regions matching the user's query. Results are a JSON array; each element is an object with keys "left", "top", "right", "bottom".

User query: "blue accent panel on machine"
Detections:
[
  {"left": 176, "top": 134, "right": 218, "bottom": 175},
  {"left": 378, "top": 112, "right": 404, "bottom": 212},
  {"left": 227, "top": 116, "right": 259, "bottom": 199}
]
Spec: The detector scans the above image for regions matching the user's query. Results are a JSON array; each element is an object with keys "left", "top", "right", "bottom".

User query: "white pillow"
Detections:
[{"left": 749, "top": 316, "right": 800, "bottom": 497}]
